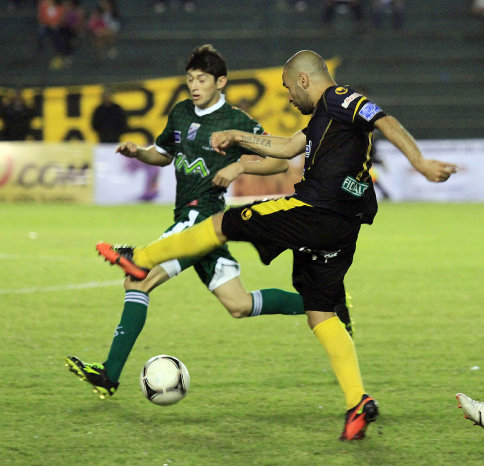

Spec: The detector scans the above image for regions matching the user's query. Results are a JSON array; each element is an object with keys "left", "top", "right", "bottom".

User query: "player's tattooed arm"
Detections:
[
  {"left": 211, "top": 130, "right": 306, "bottom": 159},
  {"left": 239, "top": 134, "right": 272, "bottom": 148}
]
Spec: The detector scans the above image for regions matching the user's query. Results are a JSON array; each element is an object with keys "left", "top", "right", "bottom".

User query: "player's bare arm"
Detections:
[
  {"left": 212, "top": 157, "right": 289, "bottom": 188},
  {"left": 375, "top": 116, "right": 458, "bottom": 182},
  {"left": 211, "top": 130, "right": 306, "bottom": 159},
  {"left": 116, "top": 142, "right": 172, "bottom": 167}
]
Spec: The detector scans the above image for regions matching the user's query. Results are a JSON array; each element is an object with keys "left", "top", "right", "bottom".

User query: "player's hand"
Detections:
[
  {"left": 419, "top": 159, "right": 458, "bottom": 182},
  {"left": 116, "top": 141, "right": 139, "bottom": 158},
  {"left": 210, "top": 131, "right": 236, "bottom": 155},
  {"left": 212, "top": 162, "right": 244, "bottom": 188}
]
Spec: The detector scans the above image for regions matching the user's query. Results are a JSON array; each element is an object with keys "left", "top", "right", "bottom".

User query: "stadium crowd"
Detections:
[{"left": 37, "top": 0, "right": 120, "bottom": 69}]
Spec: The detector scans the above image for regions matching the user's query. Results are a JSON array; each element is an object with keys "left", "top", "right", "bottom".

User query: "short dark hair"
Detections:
[{"left": 185, "top": 44, "right": 227, "bottom": 79}]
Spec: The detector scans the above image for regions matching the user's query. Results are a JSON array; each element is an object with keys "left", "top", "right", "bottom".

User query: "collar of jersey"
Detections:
[{"left": 194, "top": 94, "right": 225, "bottom": 117}]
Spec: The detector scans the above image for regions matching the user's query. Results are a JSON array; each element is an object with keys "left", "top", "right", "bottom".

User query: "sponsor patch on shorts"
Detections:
[
  {"left": 341, "top": 175, "right": 369, "bottom": 197},
  {"left": 358, "top": 102, "right": 382, "bottom": 121}
]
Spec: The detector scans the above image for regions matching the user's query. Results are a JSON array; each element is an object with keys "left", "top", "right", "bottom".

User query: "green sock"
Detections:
[
  {"left": 104, "top": 290, "right": 148, "bottom": 382},
  {"left": 250, "top": 288, "right": 305, "bottom": 316}
]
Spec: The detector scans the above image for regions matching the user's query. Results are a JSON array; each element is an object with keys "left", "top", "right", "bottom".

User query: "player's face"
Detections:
[
  {"left": 186, "top": 69, "right": 226, "bottom": 109},
  {"left": 282, "top": 71, "right": 314, "bottom": 115}
]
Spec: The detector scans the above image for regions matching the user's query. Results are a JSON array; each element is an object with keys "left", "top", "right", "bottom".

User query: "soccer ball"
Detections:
[{"left": 140, "top": 355, "right": 190, "bottom": 406}]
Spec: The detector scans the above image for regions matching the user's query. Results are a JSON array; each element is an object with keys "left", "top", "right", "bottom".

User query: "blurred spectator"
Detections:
[
  {"left": 322, "top": 0, "right": 364, "bottom": 30},
  {"left": 293, "top": 0, "right": 308, "bottom": 12},
  {"left": 472, "top": 0, "right": 484, "bottom": 17},
  {"left": 154, "top": 0, "right": 196, "bottom": 14},
  {"left": 87, "top": 0, "right": 121, "bottom": 58},
  {"left": 0, "top": 90, "right": 36, "bottom": 141},
  {"left": 370, "top": 0, "right": 404, "bottom": 30},
  {"left": 91, "top": 89, "right": 127, "bottom": 143},
  {"left": 37, "top": 0, "right": 67, "bottom": 69},
  {"left": 62, "top": 0, "right": 86, "bottom": 53}
]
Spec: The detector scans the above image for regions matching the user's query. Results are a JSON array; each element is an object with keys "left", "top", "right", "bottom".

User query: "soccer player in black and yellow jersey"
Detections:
[
  {"left": 97, "top": 50, "right": 457, "bottom": 440},
  {"left": 66, "top": 45, "right": 353, "bottom": 401}
]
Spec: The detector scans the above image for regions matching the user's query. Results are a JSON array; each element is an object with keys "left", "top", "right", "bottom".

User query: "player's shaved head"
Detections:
[
  {"left": 282, "top": 50, "right": 335, "bottom": 115},
  {"left": 283, "top": 50, "right": 331, "bottom": 82}
]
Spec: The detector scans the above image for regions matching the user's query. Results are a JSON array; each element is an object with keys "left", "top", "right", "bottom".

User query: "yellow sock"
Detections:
[
  {"left": 133, "top": 217, "right": 222, "bottom": 269},
  {"left": 313, "top": 316, "right": 364, "bottom": 410}
]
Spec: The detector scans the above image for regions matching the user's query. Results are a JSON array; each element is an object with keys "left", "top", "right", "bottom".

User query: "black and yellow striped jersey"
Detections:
[{"left": 295, "top": 85, "right": 385, "bottom": 224}]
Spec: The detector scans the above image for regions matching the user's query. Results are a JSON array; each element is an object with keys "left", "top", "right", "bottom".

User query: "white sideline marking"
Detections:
[
  {"left": 0, "top": 253, "right": 98, "bottom": 262},
  {"left": 0, "top": 280, "right": 122, "bottom": 295}
]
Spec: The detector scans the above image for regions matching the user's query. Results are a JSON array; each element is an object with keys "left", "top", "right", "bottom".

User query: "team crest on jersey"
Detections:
[
  {"left": 241, "top": 208, "right": 252, "bottom": 221},
  {"left": 358, "top": 102, "right": 382, "bottom": 122},
  {"left": 335, "top": 87, "right": 348, "bottom": 95},
  {"left": 187, "top": 122, "right": 201, "bottom": 141},
  {"left": 305, "top": 140, "right": 312, "bottom": 158},
  {"left": 174, "top": 131, "right": 181, "bottom": 143}
]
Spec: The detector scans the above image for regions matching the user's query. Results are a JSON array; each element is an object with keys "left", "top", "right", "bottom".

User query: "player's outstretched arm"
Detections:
[
  {"left": 116, "top": 142, "right": 173, "bottom": 167},
  {"left": 212, "top": 158, "right": 289, "bottom": 188},
  {"left": 375, "top": 116, "right": 457, "bottom": 182},
  {"left": 211, "top": 130, "right": 306, "bottom": 159}
]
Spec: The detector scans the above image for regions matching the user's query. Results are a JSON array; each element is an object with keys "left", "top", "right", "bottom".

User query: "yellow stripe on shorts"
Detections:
[{"left": 252, "top": 197, "right": 311, "bottom": 216}]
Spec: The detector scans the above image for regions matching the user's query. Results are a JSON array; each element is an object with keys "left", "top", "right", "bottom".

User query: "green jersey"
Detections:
[{"left": 155, "top": 96, "right": 264, "bottom": 218}]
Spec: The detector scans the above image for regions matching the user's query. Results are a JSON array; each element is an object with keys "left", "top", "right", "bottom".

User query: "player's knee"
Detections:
[
  {"left": 124, "top": 266, "right": 170, "bottom": 293},
  {"left": 124, "top": 277, "right": 151, "bottom": 293}
]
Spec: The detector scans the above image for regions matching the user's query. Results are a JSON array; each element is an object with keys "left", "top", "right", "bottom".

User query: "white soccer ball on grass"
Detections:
[{"left": 140, "top": 355, "right": 190, "bottom": 405}]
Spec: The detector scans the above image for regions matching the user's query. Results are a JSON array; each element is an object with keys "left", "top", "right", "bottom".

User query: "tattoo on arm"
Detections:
[{"left": 240, "top": 135, "right": 271, "bottom": 148}]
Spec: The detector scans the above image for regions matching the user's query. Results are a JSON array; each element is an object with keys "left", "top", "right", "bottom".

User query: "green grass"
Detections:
[{"left": 0, "top": 202, "right": 483, "bottom": 465}]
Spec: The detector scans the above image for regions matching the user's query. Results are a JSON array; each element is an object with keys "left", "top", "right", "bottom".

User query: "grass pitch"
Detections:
[{"left": 0, "top": 202, "right": 483, "bottom": 465}]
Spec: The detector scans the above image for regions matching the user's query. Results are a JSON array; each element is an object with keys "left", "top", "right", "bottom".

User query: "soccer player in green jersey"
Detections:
[{"left": 66, "top": 45, "right": 353, "bottom": 399}]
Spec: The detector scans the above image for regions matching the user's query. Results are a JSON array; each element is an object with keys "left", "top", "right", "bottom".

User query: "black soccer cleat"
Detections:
[
  {"left": 340, "top": 394, "right": 379, "bottom": 441},
  {"left": 65, "top": 355, "right": 119, "bottom": 399}
]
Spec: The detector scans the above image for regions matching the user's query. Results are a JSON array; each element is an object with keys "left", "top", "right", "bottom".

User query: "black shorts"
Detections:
[{"left": 222, "top": 197, "right": 361, "bottom": 311}]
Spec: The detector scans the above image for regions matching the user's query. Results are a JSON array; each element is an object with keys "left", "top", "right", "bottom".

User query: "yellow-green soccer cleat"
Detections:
[{"left": 65, "top": 356, "right": 119, "bottom": 399}]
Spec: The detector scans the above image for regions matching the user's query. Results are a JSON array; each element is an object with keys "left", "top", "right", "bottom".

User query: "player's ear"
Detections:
[
  {"left": 298, "top": 72, "right": 309, "bottom": 89},
  {"left": 216, "top": 75, "right": 227, "bottom": 90}
]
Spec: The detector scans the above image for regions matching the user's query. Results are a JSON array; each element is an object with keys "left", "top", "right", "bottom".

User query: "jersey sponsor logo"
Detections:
[
  {"left": 335, "top": 86, "right": 348, "bottom": 95},
  {"left": 358, "top": 102, "right": 382, "bottom": 121},
  {"left": 305, "top": 140, "right": 312, "bottom": 158},
  {"left": 187, "top": 122, "right": 201, "bottom": 141},
  {"left": 174, "top": 153, "right": 209, "bottom": 178},
  {"left": 341, "top": 175, "right": 369, "bottom": 197},
  {"left": 241, "top": 208, "right": 252, "bottom": 221},
  {"left": 202, "top": 140, "right": 216, "bottom": 152},
  {"left": 174, "top": 130, "right": 181, "bottom": 143},
  {"left": 341, "top": 92, "right": 362, "bottom": 109}
]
